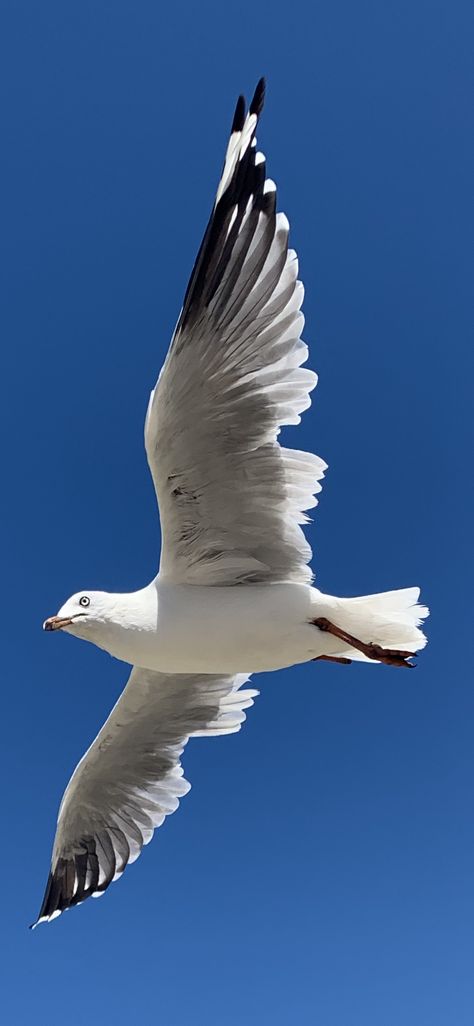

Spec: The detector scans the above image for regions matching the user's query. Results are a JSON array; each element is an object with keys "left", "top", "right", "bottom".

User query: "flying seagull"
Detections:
[{"left": 33, "top": 79, "right": 428, "bottom": 927}]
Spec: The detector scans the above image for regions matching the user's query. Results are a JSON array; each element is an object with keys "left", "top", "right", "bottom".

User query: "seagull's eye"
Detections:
[{"left": 79, "top": 596, "right": 90, "bottom": 608}]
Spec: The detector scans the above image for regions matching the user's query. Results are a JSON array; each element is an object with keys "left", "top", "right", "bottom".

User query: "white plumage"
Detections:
[{"left": 33, "top": 80, "right": 428, "bottom": 927}]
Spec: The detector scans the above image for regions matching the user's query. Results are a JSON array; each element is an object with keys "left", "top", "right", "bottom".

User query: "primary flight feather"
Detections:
[{"left": 33, "top": 79, "right": 428, "bottom": 927}]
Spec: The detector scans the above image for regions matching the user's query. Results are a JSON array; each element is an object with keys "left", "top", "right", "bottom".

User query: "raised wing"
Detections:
[
  {"left": 145, "top": 80, "right": 326, "bottom": 587},
  {"left": 32, "top": 669, "right": 257, "bottom": 926}
]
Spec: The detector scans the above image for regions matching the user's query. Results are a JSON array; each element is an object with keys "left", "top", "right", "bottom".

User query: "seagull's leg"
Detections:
[
  {"left": 313, "top": 654, "right": 352, "bottom": 665},
  {"left": 312, "top": 617, "right": 415, "bottom": 668}
]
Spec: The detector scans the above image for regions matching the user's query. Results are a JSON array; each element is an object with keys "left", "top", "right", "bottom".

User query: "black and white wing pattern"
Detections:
[
  {"left": 32, "top": 670, "right": 257, "bottom": 926},
  {"left": 146, "top": 80, "right": 326, "bottom": 587}
]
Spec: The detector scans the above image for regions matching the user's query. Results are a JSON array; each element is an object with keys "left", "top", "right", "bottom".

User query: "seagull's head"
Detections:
[{"left": 43, "top": 591, "right": 114, "bottom": 636}]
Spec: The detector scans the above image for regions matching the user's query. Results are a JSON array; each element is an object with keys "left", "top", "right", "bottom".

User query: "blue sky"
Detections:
[{"left": 1, "top": 0, "right": 473, "bottom": 1023}]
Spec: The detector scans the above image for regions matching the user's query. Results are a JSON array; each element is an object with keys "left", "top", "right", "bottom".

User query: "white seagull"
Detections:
[{"left": 33, "top": 79, "right": 428, "bottom": 927}]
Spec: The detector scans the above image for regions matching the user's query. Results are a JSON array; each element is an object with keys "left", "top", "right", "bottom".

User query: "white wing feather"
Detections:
[
  {"left": 145, "top": 80, "right": 326, "bottom": 586},
  {"left": 33, "top": 668, "right": 257, "bottom": 926}
]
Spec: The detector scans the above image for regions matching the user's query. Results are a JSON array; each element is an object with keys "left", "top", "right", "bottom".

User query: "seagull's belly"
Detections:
[{"left": 117, "top": 582, "right": 324, "bottom": 674}]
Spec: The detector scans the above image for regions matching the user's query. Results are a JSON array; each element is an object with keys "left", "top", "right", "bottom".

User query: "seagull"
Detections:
[{"left": 33, "top": 79, "right": 428, "bottom": 927}]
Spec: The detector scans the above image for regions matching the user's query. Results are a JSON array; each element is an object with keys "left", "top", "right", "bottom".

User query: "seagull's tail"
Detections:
[{"left": 326, "top": 587, "right": 429, "bottom": 661}]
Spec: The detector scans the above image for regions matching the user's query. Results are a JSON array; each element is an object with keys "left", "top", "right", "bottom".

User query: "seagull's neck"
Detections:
[{"left": 106, "top": 585, "right": 158, "bottom": 630}]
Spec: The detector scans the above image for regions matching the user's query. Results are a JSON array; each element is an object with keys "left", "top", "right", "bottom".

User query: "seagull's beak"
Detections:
[{"left": 43, "top": 616, "right": 74, "bottom": 632}]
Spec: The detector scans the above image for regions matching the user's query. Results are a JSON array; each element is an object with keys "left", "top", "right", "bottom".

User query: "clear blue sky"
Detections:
[{"left": 1, "top": 0, "right": 473, "bottom": 1023}]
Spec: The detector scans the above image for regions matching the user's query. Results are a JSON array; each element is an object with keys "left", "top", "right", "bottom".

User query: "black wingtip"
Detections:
[
  {"left": 249, "top": 77, "right": 266, "bottom": 118},
  {"left": 30, "top": 838, "right": 108, "bottom": 928},
  {"left": 232, "top": 79, "right": 265, "bottom": 134},
  {"left": 231, "top": 95, "right": 246, "bottom": 133},
  {"left": 177, "top": 75, "right": 272, "bottom": 333}
]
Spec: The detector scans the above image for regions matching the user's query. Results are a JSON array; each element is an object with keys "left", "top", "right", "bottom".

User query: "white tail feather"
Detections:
[{"left": 330, "top": 587, "right": 429, "bottom": 661}]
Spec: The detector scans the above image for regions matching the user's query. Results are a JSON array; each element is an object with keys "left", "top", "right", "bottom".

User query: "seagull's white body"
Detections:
[
  {"left": 34, "top": 80, "right": 428, "bottom": 927},
  {"left": 64, "top": 580, "right": 425, "bottom": 674}
]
